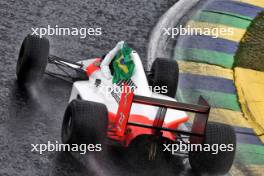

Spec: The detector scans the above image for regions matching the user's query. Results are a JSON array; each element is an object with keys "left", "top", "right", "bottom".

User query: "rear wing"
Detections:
[{"left": 114, "top": 85, "right": 210, "bottom": 143}]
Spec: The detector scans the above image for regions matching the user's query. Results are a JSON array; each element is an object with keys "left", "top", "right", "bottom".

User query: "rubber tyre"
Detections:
[
  {"left": 148, "top": 58, "right": 179, "bottom": 98},
  {"left": 189, "top": 122, "right": 236, "bottom": 175},
  {"left": 61, "top": 99, "right": 108, "bottom": 145},
  {"left": 16, "top": 35, "right": 49, "bottom": 86}
]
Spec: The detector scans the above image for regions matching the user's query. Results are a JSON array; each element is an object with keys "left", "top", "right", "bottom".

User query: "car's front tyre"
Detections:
[
  {"left": 16, "top": 35, "right": 49, "bottom": 86},
  {"left": 148, "top": 58, "right": 179, "bottom": 98}
]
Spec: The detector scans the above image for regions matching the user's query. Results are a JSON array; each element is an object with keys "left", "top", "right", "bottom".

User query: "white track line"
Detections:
[{"left": 147, "top": 0, "right": 200, "bottom": 70}]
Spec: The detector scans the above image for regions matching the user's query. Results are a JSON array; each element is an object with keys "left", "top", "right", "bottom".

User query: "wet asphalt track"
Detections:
[{"left": 0, "top": 0, "right": 198, "bottom": 175}]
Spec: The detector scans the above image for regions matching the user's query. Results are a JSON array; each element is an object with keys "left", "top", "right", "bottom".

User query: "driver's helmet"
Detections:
[{"left": 101, "top": 41, "right": 135, "bottom": 83}]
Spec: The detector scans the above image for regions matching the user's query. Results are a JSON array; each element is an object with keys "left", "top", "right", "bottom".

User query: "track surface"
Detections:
[{"left": 0, "top": 0, "right": 198, "bottom": 176}]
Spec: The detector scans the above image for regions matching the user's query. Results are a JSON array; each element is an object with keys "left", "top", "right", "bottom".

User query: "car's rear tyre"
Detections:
[
  {"left": 189, "top": 122, "right": 236, "bottom": 175},
  {"left": 16, "top": 35, "right": 49, "bottom": 86},
  {"left": 148, "top": 58, "right": 179, "bottom": 98},
  {"left": 61, "top": 99, "right": 108, "bottom": 145}
]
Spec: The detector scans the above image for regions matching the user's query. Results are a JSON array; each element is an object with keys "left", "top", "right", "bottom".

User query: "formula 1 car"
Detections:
[{"left": 16, "top": 35, "right": 236, "bottom": 175}]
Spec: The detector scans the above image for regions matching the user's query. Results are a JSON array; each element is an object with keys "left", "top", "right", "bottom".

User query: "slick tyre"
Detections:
[
  {"left": 61, "top": 100, "right": 108, "bottom": 146},
  {"left": 16, "top": 35, "right": 49, "bottom": 86},
  {"left": 189, "top": 122, "right": 236, "bottom": 175},
  {"left": 148, "top": 58, "right": 179, "bottom": 98}
]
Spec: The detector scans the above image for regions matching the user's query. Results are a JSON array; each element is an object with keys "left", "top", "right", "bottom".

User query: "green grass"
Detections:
[{"left": 234, "top": 11, "right": 264, "bottom": 71}]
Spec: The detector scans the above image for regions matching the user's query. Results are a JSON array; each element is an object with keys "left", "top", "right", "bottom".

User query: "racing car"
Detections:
[{"left": 16, "top": 35, "right": 236, "bottom": 175}]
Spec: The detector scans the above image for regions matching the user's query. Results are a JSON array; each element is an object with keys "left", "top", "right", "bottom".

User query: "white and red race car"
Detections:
[{"left": 16, "top": 35, "right": 236, "bottom": 175}]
